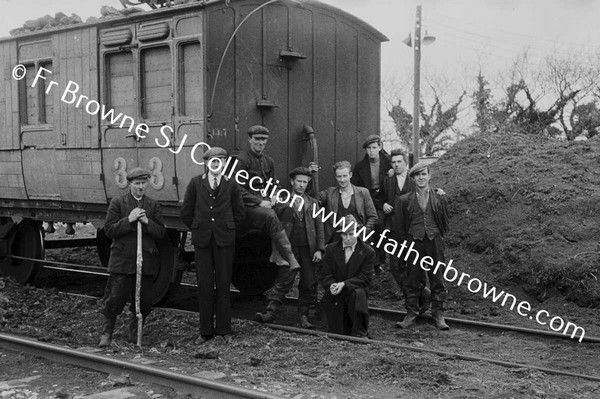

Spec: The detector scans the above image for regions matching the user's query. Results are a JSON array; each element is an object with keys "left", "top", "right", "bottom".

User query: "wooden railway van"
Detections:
[{"left": 0, "top": 0, "right": 387, "bottom": 302}]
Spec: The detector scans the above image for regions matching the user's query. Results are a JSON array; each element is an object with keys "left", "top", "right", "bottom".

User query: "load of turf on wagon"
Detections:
[
  {"left": 431, "top": 130, "right": 600, "bottom": 307},
  {"left": 9, "top": 1, "right": 201, "bottom": 36}
]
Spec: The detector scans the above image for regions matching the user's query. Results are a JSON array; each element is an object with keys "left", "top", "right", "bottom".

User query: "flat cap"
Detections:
[
  {"left": 127, "top": 167, "right": 151, "bottom": 181},
  {"left": 362, "top": 134, "right": 382, "bottom": 149},
  {"left": 289, "top": 166, "right": 312, "bottom": 179},
  {"left": 247, "top": 125, "right": 270, "bottom": 137},
  {"left": 408, "top": 161, "right": 429, "bottom": 177},
  {"left": 336, "top": 214, "right": 358, "bottom": 233},
  {"left": 202, "top": 146, "right": 228, "bottom": 160}
]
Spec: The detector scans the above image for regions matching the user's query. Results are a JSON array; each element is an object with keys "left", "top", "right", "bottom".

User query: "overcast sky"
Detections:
[{"left": 2, "top": 0, "right": 599, "bottom": 135}]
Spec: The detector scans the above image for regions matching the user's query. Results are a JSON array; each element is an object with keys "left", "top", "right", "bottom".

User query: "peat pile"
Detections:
[{"left": 432, "top": 131, "right": 600, "bottom": 307}]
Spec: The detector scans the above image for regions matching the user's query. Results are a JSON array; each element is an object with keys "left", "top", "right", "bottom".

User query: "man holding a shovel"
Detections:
[{"left": 99, "top": 167, "right": 166, "bottom": 347}]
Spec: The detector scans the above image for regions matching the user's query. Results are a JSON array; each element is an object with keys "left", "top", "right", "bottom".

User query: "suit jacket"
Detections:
[
  {"left": 317, "top": 184, "right": 378, "bottom": 243},
  {"left": 181, "top": 174, "right": 245, "bottom": 247},
  {"left": 350, "top": 151, "right": 392, "bottom": 209},
  {"left": 104, "top": 192, "right": 166, "bottom": 276},
  {"left": 392, "top": 189, "right": 450, "bottom": 242},
  {"left": 274, "top": 194, "right": 325, "bottom": 256},
  {"left": 383, "top": 173, "right": 415, "bottom": 208},
  {"left": 320, "top": 240, "right": 375, "bottom": 313}
]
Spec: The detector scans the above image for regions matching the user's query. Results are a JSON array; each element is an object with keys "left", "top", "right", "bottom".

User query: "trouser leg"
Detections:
[
  {"left": 297, "top": 246, "right": 316, "bottom": 310},
  {"left": 347, "top": 291, "right": 368, "bottom": 337},
  {"left": 372, "top": 209, "right": 387, "bottom": 266},
  {"left": 195, "top": 244, "right": 215, "bottom": 337},
  {"left": 246, "top": 206, "right": 300, "bottom": 270},
  {"left": 102, "top": 273, "right": 132, "bottom": 318},
  {"left": 389, "top": 255, "right": 408, "bottom": 297},
  {"left": 214, "top": 242, "right": 234, "bottom": 335}
]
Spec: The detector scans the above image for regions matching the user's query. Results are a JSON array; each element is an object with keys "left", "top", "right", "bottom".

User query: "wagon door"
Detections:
[
  {"left": 99, "top": 23, "right": 179, "bottom": 202},
  {"left": 171, "top": 15, "right": 206, "bottom": 199}
]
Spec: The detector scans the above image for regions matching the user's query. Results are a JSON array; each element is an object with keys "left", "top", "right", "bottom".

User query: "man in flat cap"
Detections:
[
  {"left": 234, "top": 125, "right": 301, "bottom": 271},
  {"left": 181, "top": 147, "right": 245, "bottom": 344},
  {"left": 351, "top": 135, "right": 392, "bottom": 273},
  {"left": 393, "top": 161, "right": 450, "bottom": 330},
  {"left": 255, "top": 166, "right": 325, "bottom": 328},
  {"left": 320, "top": 215, "right": 375, "bottom": 337},
  {"left": 99, "top": 167, "right": 166, "bottom": 347}
]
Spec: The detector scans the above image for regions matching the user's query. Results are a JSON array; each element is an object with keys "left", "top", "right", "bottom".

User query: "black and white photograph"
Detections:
[{"left": 0, "top": 0, "right": 599, "bottom": 398}]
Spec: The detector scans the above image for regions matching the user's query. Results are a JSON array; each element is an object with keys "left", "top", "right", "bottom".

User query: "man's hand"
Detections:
[
  {"left": 128, "top": 208, "right": 146, "bottom": 223},
  {"left": 435, "top": 188, "right": 446, "bottom": 196},
  {"left": 312, "top": 250, "right": 323, "bottom": 262},
  {"left": 330, "top": 281, "right": 345, "bottom": 295},
  {"left": 387, "top": 168, "right": 394, "bottom": 177},
  {"left": 259, "top": 200, "right": 273, "bottom": 209},
  {"left": 307, "top": 163, "right": 320, "bottom": 173},
  {"left": 383, "top": 203, "right": 393, "bottom": 214}
]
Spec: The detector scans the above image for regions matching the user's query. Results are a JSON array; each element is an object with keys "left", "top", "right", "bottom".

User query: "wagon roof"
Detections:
[{"left": 1, "top": 0, "right": 388, "bottom": 43}]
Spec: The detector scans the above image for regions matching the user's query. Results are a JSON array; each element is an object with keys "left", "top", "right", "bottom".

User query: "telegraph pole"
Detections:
[{"left": 412, "top": 5, "right": 422, "bottom": 166}]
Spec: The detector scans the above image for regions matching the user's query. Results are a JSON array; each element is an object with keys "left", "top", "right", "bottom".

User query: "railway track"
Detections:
[
  {"left": 0, "top": 332, "right": 285, "bottom": 399},
  {"left": 9, "top": 253, "right": 600, "bottom": 344},
  {"left": 3, "top": 256, "right": 600, "bottom": 397}
]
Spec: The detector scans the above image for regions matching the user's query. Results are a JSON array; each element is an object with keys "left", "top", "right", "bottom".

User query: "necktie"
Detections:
[
  {"left": 344, "top": 246, "right": 353, "bottom": 264},
  {"left": 212, "top": 177, "right": 218, "bottom": 191}
]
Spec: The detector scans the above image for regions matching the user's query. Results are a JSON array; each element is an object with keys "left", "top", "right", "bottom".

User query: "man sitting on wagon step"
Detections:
[
  {"left": 235, "top": 125, "right": 301, "bottom": 272},
  {"left": 99, "top": 167, "right": 166, "bottom": 347}
]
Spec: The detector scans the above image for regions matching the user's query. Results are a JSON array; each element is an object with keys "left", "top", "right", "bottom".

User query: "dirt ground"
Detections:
[{"left": 2, "top": 131, "right": 600, "bottom": 398}]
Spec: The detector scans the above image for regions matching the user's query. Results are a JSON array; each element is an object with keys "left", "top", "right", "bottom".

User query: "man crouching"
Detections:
[{"left": 320, "top": 215, "right": 375, "bottom": 337}]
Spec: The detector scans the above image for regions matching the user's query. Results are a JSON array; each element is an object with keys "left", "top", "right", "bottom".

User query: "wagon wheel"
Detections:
[
  {"left": 96, "top": 228, "right": 182, "bottom": 305},
  {"left": 232, "top": 231, "right": 278, "bottom": 295},
  {"left": 151, "top": 229, "right": 182, "bottom": 305},
  {"left": 96, "top": 227, "right": 112, "bottom": 268},
  {"left": 0, "top": 218, "right": 44, "bottom": 284}
]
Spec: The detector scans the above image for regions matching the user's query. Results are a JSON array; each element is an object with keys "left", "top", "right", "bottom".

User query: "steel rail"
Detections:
[
  {"left": 263, "top": 324, "right": 600, "bottom": 383},
  {"left": 0, "top": 332, "right": 284, "bottom": 399},
  {"left": 368, "top": 306, "right": 600, "bottom": 344},
  {"left": 137, "top": 305, "right": 600, "bottom": 383},
  {"left": 8, "top": 253, "right": 600, "bottom": 344}
]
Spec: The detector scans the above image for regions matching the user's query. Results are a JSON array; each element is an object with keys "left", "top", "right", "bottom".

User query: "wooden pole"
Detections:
[
  {"left": 412, "top": 5, "right": 422, "bottom": 167},
  {"left": 135, "top": 220, "right": 143, "bottom": 347}
]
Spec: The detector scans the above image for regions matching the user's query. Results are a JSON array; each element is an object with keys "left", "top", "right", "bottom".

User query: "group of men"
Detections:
[{"left": 97, "top": 126, "right": 451, "bottom": 347}]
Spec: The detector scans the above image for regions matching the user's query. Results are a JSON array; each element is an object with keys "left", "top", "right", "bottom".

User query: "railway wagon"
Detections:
[{"left": 0, "top": 0, "right": 387, "bottom": 302}]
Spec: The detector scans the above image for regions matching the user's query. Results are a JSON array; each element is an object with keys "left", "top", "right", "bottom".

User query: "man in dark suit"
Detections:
[
  {"left": 320, "top": 215, "right": 375, "bottom": 337},
  {"left": 99, "top": 167, "right": 166, "bottom": 347},
  {"left": 255, "top": 167, "right": 325, "bottom": 328},
  {"left": 382, "top": 149, "right": 416, "bottom": 294},
  {"left": 316, "top": 161, "right": 378, "bottom": 244},
  {"left": 350, "top": 135, "right": 392, "bottom": 271},
  {"left": 393, "top": 161, "right": 451, "bottom": 330},
  {"left": 181, "top": 147, "right": 245, "bottom": 344}
]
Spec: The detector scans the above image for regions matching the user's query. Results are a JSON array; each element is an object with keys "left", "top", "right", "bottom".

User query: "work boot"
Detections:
[
  {"left": 271, "top": 230, "right": 301, "bottom": 272},
  {"left": 98, "top": 315, "right": 116, "bottom": 348},
  {"left": 396, "top": 295, "right": 419, "bottom": 329},
  {"left": 299, "top": 306, "right": 314, "bottom": 329},
  {"left": 418, "top": 286, "right": 431, "bottom": 315},
  {"left": 432, "top": 301, "right": 450, "bottom": 331},
  {"left": 299, "top": 315, "right": 314, "bottom": 329},
  {"left": 255, "top": 301, "right": 279, "bottom": 323},
  {"left": 255, "top": 310, "right": 276, "bottom": 323}
]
